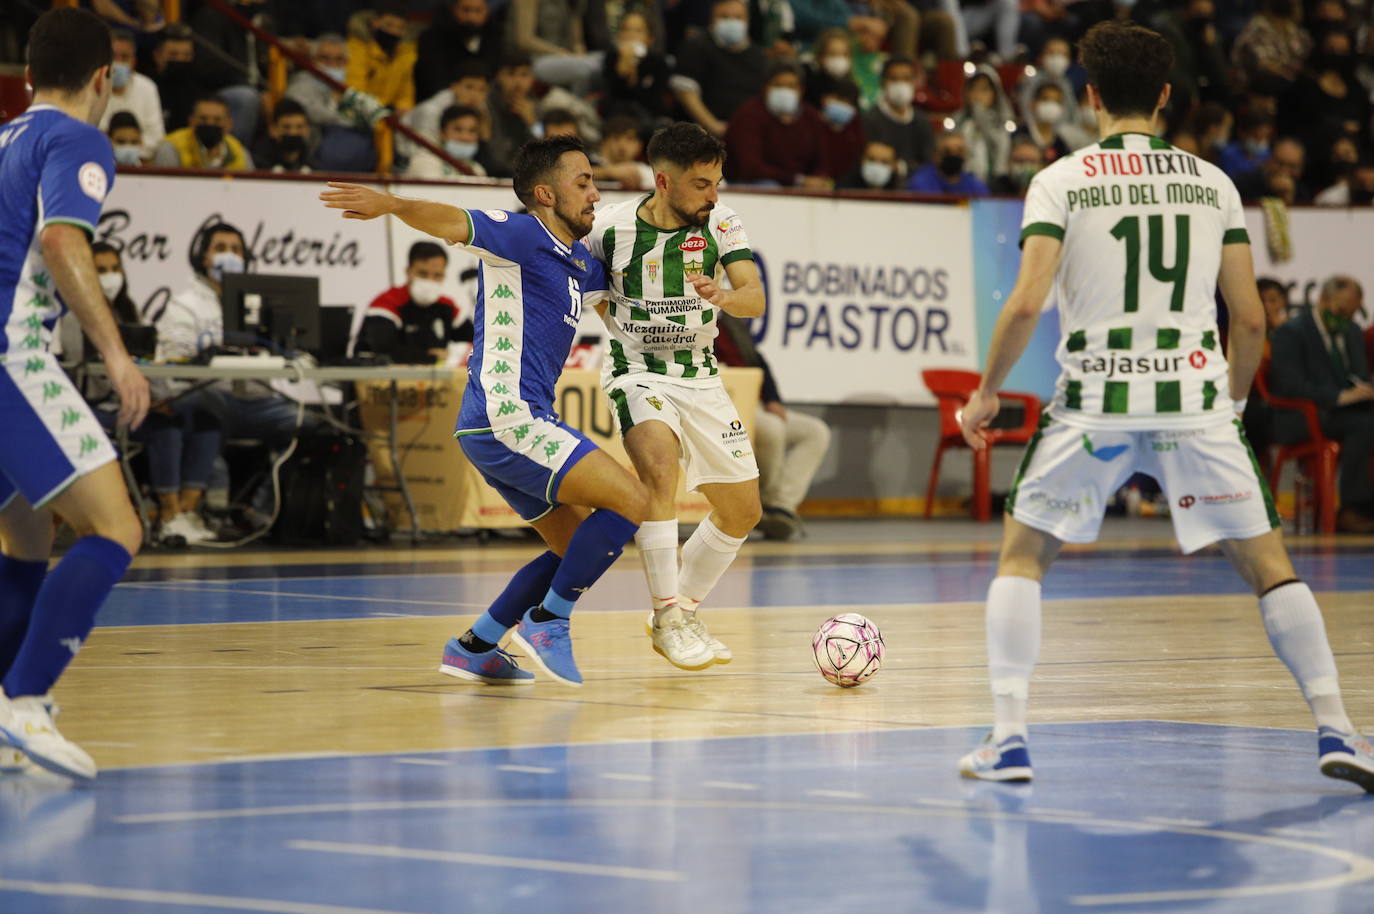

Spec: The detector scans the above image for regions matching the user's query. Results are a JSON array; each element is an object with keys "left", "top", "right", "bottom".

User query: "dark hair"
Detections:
[
  {"left": 646, "top": 122, "right": 726, "bottom": 170},
  {"left": 1077, "top": 21, "right": 1173, "bottom": 117},
  {"left": 541, "top": 107, "right": 579, "bottom": 129},
  {"left": 765, "top": 59, "right": 803, "bottom": 83},
  {"left": 193, "top": 93, "right": 231, "bottom": 115},
  {"left": 272, "top": 97, "right": 307, "bottom": 123},
  {"left": 601, "top": 115, "right": 641, "bottom": 141},
  {"left": 451, "top": 59, "right": 491, "bottom": 83},
  {"left": 108, "top": 111, "right": 142, "bottom": 135},
  {"left": 818, "top": 77, "right": 859, "bottom": 105},
  {"left": 1236, "top": 108, "right": 1275, "bottom": 134},
  {"left": 440, "top": 104, "right": 481, "bottom": 130},
  {"left": 1033, "top": 81, "right": 1065, "bottom": 102},
  {"left": 375, "top": 0, "right": 410, "bottom": 20},
  {"left": 90, "top": 241, "right": 140, "bottom": 324},
  {"left": 27, "top": 8, "right": 113, "bottom": 95},
  {"left": 881, "top": 56, "right": 917, "bottom": 82},
  {"left": 498, "top": 51, "right": 533, "bottom": 72},
  {"left": 111, "top": 28, "right": 137, "bottom": 47},
  {"left": 512, "top": 135, "right": 587, "bottom": 207},
  {"left": 159, "top": 23, "right": 194, "bottom": 46},
  {"left": 190, "top": 221, "right": 248, "bottom": 275},
  {"left": 1256, "top": 277, "right": 1285, "bottom": 299},
  {"left": 408, "top": 240, "right": 448, "bottom": 265},
  {"left": 619, "top": 7, "right": 655, "bottom": 37}
]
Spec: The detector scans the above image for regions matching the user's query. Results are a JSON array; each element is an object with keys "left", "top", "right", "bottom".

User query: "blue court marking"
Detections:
[
  {"left": 2, "top": 722, "right": 1371, "bottom": 914},
  {"left": 99, "top": 551, "right": 1374, "bottom": 627}
]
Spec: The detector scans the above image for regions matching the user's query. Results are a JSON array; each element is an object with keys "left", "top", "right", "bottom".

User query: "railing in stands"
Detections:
[{"left": 196, "top": 0, "right": 472, "bottom": 177}]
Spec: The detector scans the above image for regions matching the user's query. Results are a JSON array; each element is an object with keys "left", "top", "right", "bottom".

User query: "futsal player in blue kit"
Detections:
[
  {"left": 321, "top": 137, "right": 649, "bottom": 687},
  {"left": 0, "top": 8, "right": 151, "bottom": 780}
]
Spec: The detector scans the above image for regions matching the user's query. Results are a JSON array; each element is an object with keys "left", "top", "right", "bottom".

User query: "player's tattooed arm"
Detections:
[
  {"left": 320, "top": 182, "right": 471, "bottom": 245},
  {"left": 687, "top": 259, "right": 765, "bottom": 318}
]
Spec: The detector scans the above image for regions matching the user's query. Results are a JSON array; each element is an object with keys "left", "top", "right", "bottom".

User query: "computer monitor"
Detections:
[{"left": 220, "top": 273, "right": 321, "bottom": 355}]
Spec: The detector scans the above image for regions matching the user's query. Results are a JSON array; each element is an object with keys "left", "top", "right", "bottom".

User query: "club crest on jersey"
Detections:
[
  {"left": 679, "top": 237, "right": 707, "bottom": 252},
  {"left": 484, "top": 209, "right": 509, "bottom": 222},
  {"left": 571, "top": 257, "right": 586, "bottom": 270},
  {"left": 647, "top": 261, "right": 660, "bottom": 281},
  {"left": 647, "top": 395, "right": 664, "bottom": 410}
]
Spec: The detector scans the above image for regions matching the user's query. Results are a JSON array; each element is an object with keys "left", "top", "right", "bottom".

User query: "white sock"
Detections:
[
  {"left": 678, "top": 516, "right": 746, "bottom": 613},
  {"left": 986, "top": 576, "right": 1041, "bottom": 742},
  {"left": 635, "top": 520, "right": 680, "bottom": 614},
  {"left": 1260, "top": 581, "right": 1354, "bottom": 733}
]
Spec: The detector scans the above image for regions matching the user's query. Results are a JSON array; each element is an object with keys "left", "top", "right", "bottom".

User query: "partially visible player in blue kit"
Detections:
[
  {"left": 321, "top": 137, "right": 648, "bottom": 687},
  {"left": 0, "top": 8, "right": 152, "bottom": 781}
]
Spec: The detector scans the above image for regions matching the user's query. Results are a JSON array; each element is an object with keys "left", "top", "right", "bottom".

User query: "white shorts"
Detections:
[
  {"left": 0, "top": 350, "right": 118, "bottom": 510},
  {"left": 1007, "top": 416, "right": 1280, "bottom": 554},
  {"left": 604, "top": 376, "right": 759, "bottom": 492}
]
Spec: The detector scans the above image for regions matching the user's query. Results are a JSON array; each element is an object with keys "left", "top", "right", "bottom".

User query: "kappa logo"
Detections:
[
  {"left": 1189, "top": 350, "right": 1207, "bottom": 369},
  {"left": 61, "top": 637, "right": 82, "bottom": 657},
  {"left": 679, "top": 237, "right": 707, "bottom": 252},
  {"left": 492, "top": 285, "right": 515, "bottom": 300}
]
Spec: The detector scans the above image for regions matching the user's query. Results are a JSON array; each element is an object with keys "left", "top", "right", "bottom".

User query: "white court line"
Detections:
[
  {"left": 1028, "top": 807, "right": 1092, "bottom": 818},
  {"left": 807, "top": 789, "right": 866, "bottom": 800},
  {"left": 1266, "top": 827, "right": 1328, "bottom": 840},
  {"left": 1144, "top": 816, "right": 1209, "bottom": 828},
  {"left": 913, "top": 798, "right": 968, "bottom": 808},
  {"left": 286, "top": 839, "right": 684, "bottom": 883},
  {"left": 392, "top": 758, "right": 450, "bottom": 767},
  {"left": 497, "top": 764, "right": 556, "bottom": 774},
  {"left": 600, "top": 772, "right": 653, "bottom": 782},
  {"left": 0, "top": 879, "right": 417, "bottom": 914},
  {"left": 702, "top": 781, "right": 758, "bottom": 791}
]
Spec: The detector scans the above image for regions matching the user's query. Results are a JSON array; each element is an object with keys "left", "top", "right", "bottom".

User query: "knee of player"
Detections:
[
  {"left": 721, "top": 493, "right": 763, "bottom": 531},
  {"left": 619, "top": 479, "right": 651, "bottom": 525},
  {"left": 638, "top": 459, "right": 680, "bottom": 497},
  {"left": 91, "top": 509, "right": 145, "bottom": 558}
]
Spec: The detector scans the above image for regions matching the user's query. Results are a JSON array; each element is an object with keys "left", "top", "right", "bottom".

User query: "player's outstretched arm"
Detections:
[
  {"left": 319, "top": 182, "right": 471, "bottom": 245},
  {"left": 687, "top": 260, "right": 765, "bottom": 318},
  {"left": 41, "top": 224, "right": 150, "bottom": 430},
  {"left": 1217, "top": 241, "right": 1265, "bottom": 408},
  {"left": 960, "top": 234, "right": 1060, "bottom": 450}
]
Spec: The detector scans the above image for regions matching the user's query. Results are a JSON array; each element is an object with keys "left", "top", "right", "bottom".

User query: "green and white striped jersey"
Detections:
[
  {"left": 1022, "top": 132, "right": 1250, "bottom": 429},
  {"left": 586, "top": 196, "right": 754, "bottom": 386}
]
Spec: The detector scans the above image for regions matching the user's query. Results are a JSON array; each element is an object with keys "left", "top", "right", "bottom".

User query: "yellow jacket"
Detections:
[
  {"left": 347, "top": 36, "right": 416, "bottom": 112},
  {"left": 159, "top": 127, "right": 253, "bottom": 170}
]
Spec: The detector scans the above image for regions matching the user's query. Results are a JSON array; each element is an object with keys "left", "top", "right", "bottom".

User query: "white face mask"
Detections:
[
  {"left": 1035, "top": 100, "right": 1065, "bottom": 125},
  {"left": 822, "top": 55, "right": 851, "bottom": 79},
  {"left": 765, "top": 86, "right": 801, "bottom": 119},
  {"left": 884, "top": 82, "right": 915, "bottom": 109},
  {"left": 861, "top": 160, "right": 893, "bottom": 188},
  {"left": 209, "top": 251, "right": 244, "bottom": 284},
  {"left": 409, "top": 277, "right": 443, "bottom": 306},
  {"left": 113, "top": 144, "right": 144, "bottom": 166},
  {"left": 98, "top": 271, "right": 125, "bottom": 301},
  {"left": 628, "top": 40, "right": 648, "bottom": 58},
  {"left": 444, "top": 139, "right": 478, "bottom": 161},
  {"left": 1041, "top": 53, "right": 1070, "bottom": 77},
  {"left": 712, "top": 18, "right": 748, "bottom": 48}
]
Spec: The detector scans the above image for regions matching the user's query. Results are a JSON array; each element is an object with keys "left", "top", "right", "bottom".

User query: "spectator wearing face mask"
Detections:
[
  {"left": 816, "top": 78, "right": 865, "bottom": 182},
  {"left": 405, "top": 60, "right": 493, "bottom": 149},
  {"left": 600, "top": 9, "right": 672, "bottom": 124},
  {"left": 106, "top": 112, "right": 147, "bottom": 167},
  {"left": 99, "top": 29, "right": 164, "bottom": 160},
  {"left": 1217, "top": 108, "right": 1274, "bottom": 180},
  {"left": 1023, "top": 82, "right": 1090, "bottom": 165},
  {"left": 360, "top": 242, "right": 473, "bottom": 365},
  {"left": 252, "top": 98, "right": 314, "bottom": 174},
  {"left": 953, "top": 66, "right": 1013, "bottom": 185},
  {"left": 152, "top": 24, "right": 207, "bottom": 130},
  {"left": 1311, "top": 135, "right": 1359, "bottom": 203},
  {"left": 806, "top": 28, "right": 858, "bottom": 108},
  {"left": 348, "top": 0, "right": 418, "bottom": 115},
  {"left": 861, "top": 57, "right": 934, "bottom": 177},
  {"left": 153, "top": 95, "right": 254, "bottom": 170},
  {"left": 989, "top": 135, "right": 1041, "bottom": 196},
  {"left": 285, "top": 33, "right": 386, "bottom": 173},
  {"left": 405, "top": 105, "right": 488, "bottom": 178},
  {"left": 1015, "top": 38, "right": 1081, "bottom": 130},
  {"left": 907, "top": 130, "right": 989, "bottom": 195},
  {"left": 726, "top": 60, "right": 834, "bottom": 188},
  {"left": 672, "top": 0, "right": 768, "bottom": 138},
  {"left": 1322, "top": 160, "right": 1374, "bottom": 207},
  {"left": 486, "top": 53, "right": 538, "bottom": 178},
  {"left": 1193, "top": 101, "right": 1232, "bottom": 167},
  {"left": 1289, "top": 30, "right": 1370, "bottom": 162},
  {"left": 837, "top": 140, "right": 902, "bottom": 190}
]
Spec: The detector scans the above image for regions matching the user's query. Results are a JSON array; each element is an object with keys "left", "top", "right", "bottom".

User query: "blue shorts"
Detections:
[
  {"left": 0, "top": 351, "right": 118, "bottom": 510},
  {"left": 456, "top": 417, "right": 598, "bottom": 522}
]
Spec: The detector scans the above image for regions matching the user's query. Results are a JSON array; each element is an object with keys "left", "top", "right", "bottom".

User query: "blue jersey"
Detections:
[
  {"left": 455, "top": 209, "right": 608, "bottom": 432},
  {"left": 0, "top": 105, "right": 115, "bottom": 356}
]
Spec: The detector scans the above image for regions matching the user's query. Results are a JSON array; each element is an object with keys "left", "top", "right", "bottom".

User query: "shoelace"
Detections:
[{"left": 494, "top": 647, "right": 522, "bottom": 668}]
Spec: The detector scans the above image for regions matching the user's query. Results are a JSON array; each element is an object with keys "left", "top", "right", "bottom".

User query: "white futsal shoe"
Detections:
[
  {"left": 650, "top": 611, "right": 715, "bottom": 671},
  {"left": 0, "top": 694, "right": 96, "bottom": 781},
  {"left": 644, "top": 608, "right": 732, "bottom": 664}
]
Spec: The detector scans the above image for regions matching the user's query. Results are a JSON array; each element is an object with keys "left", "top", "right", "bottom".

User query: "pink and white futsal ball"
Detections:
[{"left": 812, "top": 613, "right": 885, "bottom": 687}]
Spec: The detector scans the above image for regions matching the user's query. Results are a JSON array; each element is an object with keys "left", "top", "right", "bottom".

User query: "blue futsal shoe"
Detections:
[
  {"left": 1318, "top": 727, "right": 1374, "bottom": 792},
  {"left": 959, "top": 732, "right": 1033, "bottom": 783},
  {"left": 509, "top": 609, "right": 582, "bottom": 687},
  {"left": 439, "top": 638, "right": 534, "bottom": 685}
]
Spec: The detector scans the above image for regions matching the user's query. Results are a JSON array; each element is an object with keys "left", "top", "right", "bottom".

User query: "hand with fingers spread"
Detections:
[
  {"left": 319, "top": 182, "right": 397, "bottom": 220},
  {"left": 959, "top": 388, "right": 1000, "bottom": 450}
]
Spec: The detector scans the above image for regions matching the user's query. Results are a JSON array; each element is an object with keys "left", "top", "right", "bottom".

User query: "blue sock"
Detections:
[
  {"left": 471, "top": 551, "right": 561, "bottom": 643},
  {"left": 0, "top": 556, "right": 47, "bottom": 680},
  {"left": 540, "top": 510, "right": 639, "bottom": 619},
  {"left": 2, "top": 536, "right": 131, "bottom": 698}
]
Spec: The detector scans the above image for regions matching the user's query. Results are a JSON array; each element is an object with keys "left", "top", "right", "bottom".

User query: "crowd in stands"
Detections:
[{"left": 0, "top": 0, "right": 1359, "bottom": 203}]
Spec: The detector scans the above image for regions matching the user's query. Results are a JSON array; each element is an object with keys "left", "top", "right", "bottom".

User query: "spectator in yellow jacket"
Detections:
[
  {"left": 347, "top": 1, "right": 417, "bottom": 114},
  {"left": 152, "top": 96, "right": 254, "bottom": 170}
]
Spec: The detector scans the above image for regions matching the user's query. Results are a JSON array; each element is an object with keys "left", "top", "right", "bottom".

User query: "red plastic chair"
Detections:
[
  {"left": 1252, "top": 360, "right": 1339, "bottom": 534},
  {"left": 923, "top": 369, "right": 1042, "bottom": 522}
]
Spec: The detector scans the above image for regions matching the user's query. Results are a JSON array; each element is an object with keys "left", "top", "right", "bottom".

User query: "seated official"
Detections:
[
  {"left": 1269, "top": 275, "right": 1374, "bottom": 533},
  {"left": 359, "top": 241, "right": 474, "bottom": 363},
  {"left": 714, "top": 314, "right": 832, "bottom": 541}
]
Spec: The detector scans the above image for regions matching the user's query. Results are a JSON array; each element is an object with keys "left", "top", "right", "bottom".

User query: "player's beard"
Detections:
[
  {"left": 555, "top": 197, "right": 595, "bottom": 239},
  {"left": 670, "top": 193, "right": 712, "bottom": 227}
]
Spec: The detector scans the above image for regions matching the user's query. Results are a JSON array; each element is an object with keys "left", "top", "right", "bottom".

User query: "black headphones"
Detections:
[{"left": 188, "top": 218, "right": 253, "bottom": 276}]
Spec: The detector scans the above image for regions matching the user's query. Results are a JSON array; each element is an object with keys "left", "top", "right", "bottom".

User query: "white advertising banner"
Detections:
[
  {"left": 1245, "top": 207, "right": 1374, "bottom": 326},
  {"left": 728, "top": 195, "right": 977, "bottom": 406},
  {"left": 100, "top": 173, "right": 391, "bottom": 322}
]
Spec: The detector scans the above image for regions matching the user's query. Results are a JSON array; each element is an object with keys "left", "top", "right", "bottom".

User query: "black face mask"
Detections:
[
  {"left": 161, "top": 60, "right": 193, "bottom": 80},
  {"left": 277, "top": 134, "right": 308, "bottom": 157},
  {"left": 1315, "top": 53, "right": 1355, "bottom": 77},
  {"left": 373, "top": 29, "right": 400, "bottom": 55},
  {"left": 194, "top": 123, "right": 225, "bottom": 149},
  {"left": 939, "top": 153, "right": 965, "bottom": 177}
]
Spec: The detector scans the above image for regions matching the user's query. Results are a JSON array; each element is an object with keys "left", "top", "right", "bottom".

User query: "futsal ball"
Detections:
[{"left": 812, "top": 613, "right": 884, "bottom": 688}]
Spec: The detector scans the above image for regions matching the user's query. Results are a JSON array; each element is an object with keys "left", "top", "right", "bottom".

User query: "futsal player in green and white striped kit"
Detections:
[
  {"left": 585, "top": 123, "right": 766, "bottom": 671},
  {"left": 957, "top": 21, "right": 1374, "bottom": 788}
]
